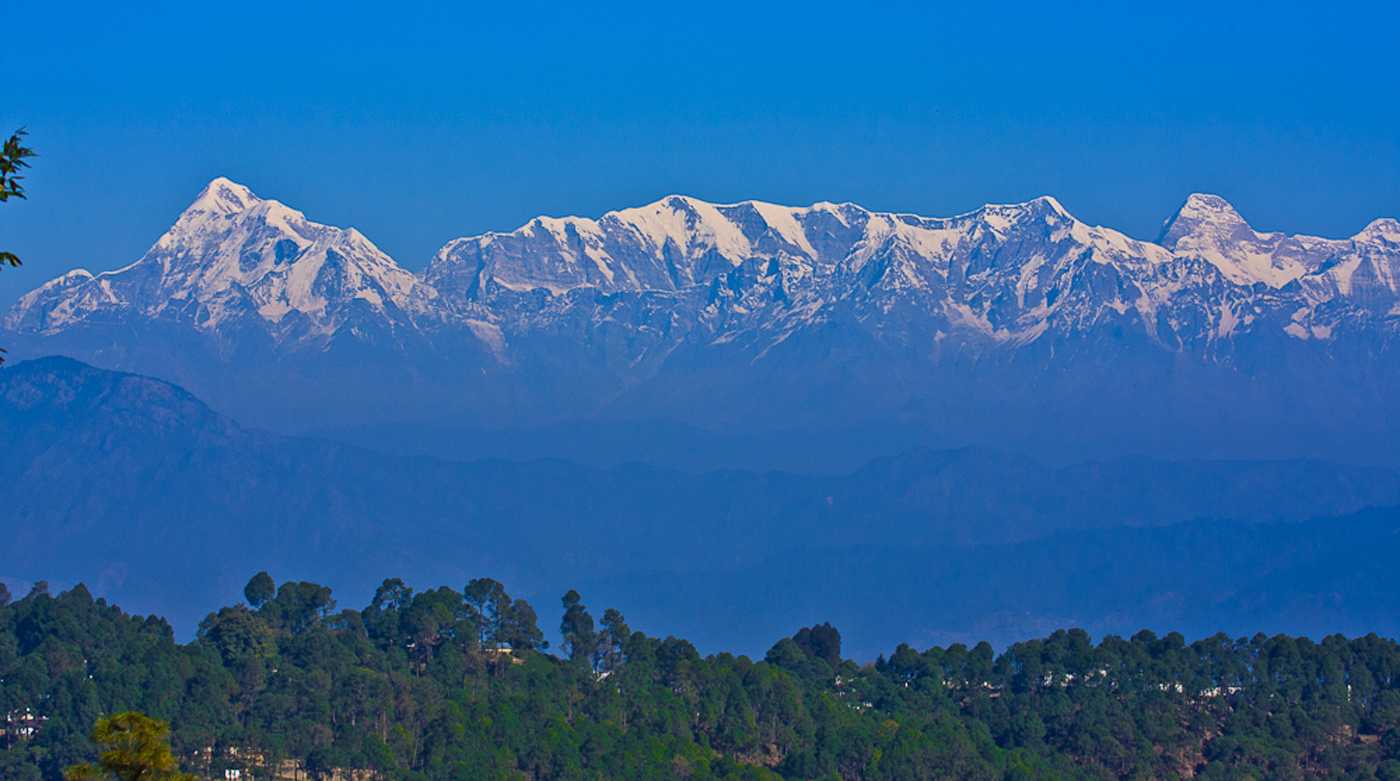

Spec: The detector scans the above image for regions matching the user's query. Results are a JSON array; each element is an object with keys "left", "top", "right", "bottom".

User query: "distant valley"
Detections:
[{"left": 2, "top": 357, "right": 1398, "bottom": 659}]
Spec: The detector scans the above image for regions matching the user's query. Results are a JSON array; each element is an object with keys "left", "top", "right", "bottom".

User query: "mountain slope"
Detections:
[
  {"left": 13, "top": 181, "right": 1400, "bottom": 359},
  {"left": 3, "top": 358, "right": 1400, "bottom": 652},
  {"left": 4, "top": 182, "right": 1400, "bottom": 468},
  {"left": 6, "top": 178, "right": 437, "bottom": 348}
]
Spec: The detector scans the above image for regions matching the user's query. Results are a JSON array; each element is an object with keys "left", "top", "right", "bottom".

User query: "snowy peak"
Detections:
[
  {"left": 1357, "top": 218, "right": 1400, "bottom": 246},
  {"left": 1153, "top": 195, "right": 1400, "bottom": 320},
  {"left": 425, "top": 194, "right": 851, "bottom": 300},
  {"left": 9, "top": 181, "right": 1400, "bottom": 365},
  {"left": 423, "top": 188, "right": 1209, "bottom": 355},
  {"left": 995, "top": 195, "right": 1072, "bottom": 222},
  {"left": 4, "top": 270, "right": 102, "bottom": 333},
  {"left": 610, "top": 195, "right": 754, "bottom": 262},
  {"left": 425, "top": 193, "right": 1101, "bottom": 306},
  {"left": 1157, "top": 194, "right": 1252, "bottom": 250},
  {"left": 1158, "top": 194, "right": 1317, "bottom": 288},
  {"left": 186, "top": 176, "right": 260, "bottom": 217},
  {"left": 5, "top": 179, "right": 434, "bottom": 341}
]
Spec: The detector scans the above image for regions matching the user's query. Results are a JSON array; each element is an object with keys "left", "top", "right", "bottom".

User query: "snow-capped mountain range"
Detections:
[
  {"left": 11, "top": 179, "right": 1400, "bottom": 357},
  {"left": 6, "top": 178, "right": 1400, "bottom": 469}
]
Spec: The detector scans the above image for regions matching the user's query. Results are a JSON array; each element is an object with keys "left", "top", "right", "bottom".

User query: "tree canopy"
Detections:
[{"left": 6, "top": 574, "right": 1400, "bottom": 780}]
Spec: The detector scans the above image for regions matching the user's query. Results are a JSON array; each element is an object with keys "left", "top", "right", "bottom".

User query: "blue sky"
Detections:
[{"left": 1, "top": 0, "right": 1395, "bottom": 308}]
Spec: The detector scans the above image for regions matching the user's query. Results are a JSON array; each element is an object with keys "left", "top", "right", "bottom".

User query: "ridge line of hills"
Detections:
[{"left": 4, "top": 355, "right": 1400, "bottom": 659}]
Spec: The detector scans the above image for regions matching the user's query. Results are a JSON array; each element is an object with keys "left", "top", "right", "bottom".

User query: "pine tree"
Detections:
[{"left": 64, "top": 712, "right": 197, "bottom": 781}]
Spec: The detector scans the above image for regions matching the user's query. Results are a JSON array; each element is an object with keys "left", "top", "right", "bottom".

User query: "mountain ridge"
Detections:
[
  {"left": 5, "top": 356, "right": 1400, "bottom": 655},
  {"left": 14, "top": 179, "right": 1399, "bottom": 351},
  {"left": 5, "top": 181, "right": 1400, "bottom": 469}
]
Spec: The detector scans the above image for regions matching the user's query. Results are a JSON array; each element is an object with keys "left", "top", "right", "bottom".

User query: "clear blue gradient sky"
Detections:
[{"left": 1, "top": 0, "right": 1396, "bottom": 308}]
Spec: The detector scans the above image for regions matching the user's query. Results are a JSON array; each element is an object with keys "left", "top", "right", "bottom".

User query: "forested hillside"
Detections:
[{"left": 4, "top": 577, "right": 1400, "bottom": 781}]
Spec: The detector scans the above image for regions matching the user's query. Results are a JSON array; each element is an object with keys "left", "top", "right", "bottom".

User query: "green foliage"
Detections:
[
  {"left": 242, "top": 573, "right": 275, "bottom": 610},
  {"left": 792, "top": 623, "right": 841, "bottom": 669},
  {"left": 63, "top": 711, "right": 195, "bottom": 781},
  {"left": 0, "top": 128, "right": 35, "bottom": 202},
  {"left": 559, "top": 589, "right": 598, "bottom": 670},
  {"left": 258, "top": 581, "right": 336, "bottom": 635},
  {"left": 0, "top": 127, "right": 36, "bottom": 270},
  {"left": 8, "top": 576, "right": 1400, "bottom": 780},
  {"left": 599, "top": 607, "right": 630, "bottom": 672},
  {"left": 198, "top": 606, "right": 275, "bottom": 667}
]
